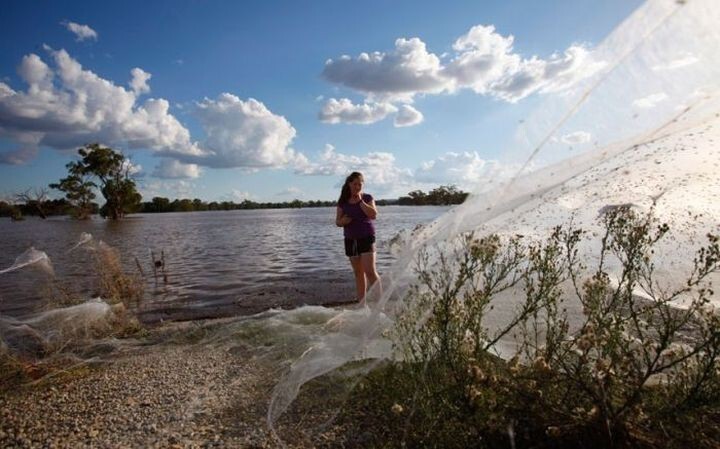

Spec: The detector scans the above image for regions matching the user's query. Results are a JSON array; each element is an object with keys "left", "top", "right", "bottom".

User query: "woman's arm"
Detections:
[
  {"left": 336, "top": 206, "right": 351, "bottom": 227},
  {"left": 359, "top": 195, "right": 378, "bottom": 219}
]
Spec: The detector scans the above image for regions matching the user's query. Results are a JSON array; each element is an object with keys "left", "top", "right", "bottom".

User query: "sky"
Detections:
[{"left": 0, "top": 0, "right": 644, "bottom": 202}]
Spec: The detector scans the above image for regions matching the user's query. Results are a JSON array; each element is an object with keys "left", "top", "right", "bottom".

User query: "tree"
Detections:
[
  {"left": 15, "top": 188, "right": 49, "bottom": 219},
  {"left": 50, "top": 161, "right": 97, "bottom": 219},
  {"left": 51, "top": 143, "right": 141, "bottom": 220},
  {"left": 399, "top": 186, "right": 468, "bottom": 206},
  {"left": 152, "top": 196, "right": 171, "bottom": 213}
]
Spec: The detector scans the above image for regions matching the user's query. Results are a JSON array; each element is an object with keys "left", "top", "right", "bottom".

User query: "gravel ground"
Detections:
[{"left": 0, "top": 341, "right": 285, "bottom": 448}]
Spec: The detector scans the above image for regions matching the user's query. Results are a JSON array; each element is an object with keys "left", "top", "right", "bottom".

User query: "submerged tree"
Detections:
[
  {"left": 15, "top": 188, "right": 49, "bottom": 219},
  {"left": 50, "top": 163, "right": 96, "bottom": 220},
  {"left": 50, "top": 143, "right": 141, "bottom": 220}
]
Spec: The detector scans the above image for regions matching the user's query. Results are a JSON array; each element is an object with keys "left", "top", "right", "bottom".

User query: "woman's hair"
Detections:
[{"left": 338, "top": 171, "right": 363, "bottom": 204}]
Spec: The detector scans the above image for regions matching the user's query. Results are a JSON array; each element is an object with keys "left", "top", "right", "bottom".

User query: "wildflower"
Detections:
[
  {"left": 533, "top": 356, "right": 551, "bottom": 374},
  {"left": 466, "top": 385, "right": 482, "bottom": 402},
  {"left": 546, "top": 426, "right": 561, "bottom": 437},
  {"left": 509, "top": 356, "right": 521, "bottom": 375},
  {"left": 460, "top": 329, "right": 476, "bottom": 356},
  {"left": 467, "top": 364, "right": 485, "bottom": 383}
]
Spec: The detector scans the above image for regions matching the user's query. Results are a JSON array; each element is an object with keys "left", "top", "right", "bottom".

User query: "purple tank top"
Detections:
[{"left": 339, "top": 193, "right": 376, "bottom": 239}]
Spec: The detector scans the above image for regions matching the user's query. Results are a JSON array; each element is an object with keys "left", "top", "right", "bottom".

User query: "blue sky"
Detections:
[{"left": 0, "top": 0, "right": 643, "bottom": 202}]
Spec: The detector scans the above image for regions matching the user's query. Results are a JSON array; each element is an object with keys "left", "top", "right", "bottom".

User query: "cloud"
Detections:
[
  {"left": 0, "top": 50, "right": 306, "bottom": 174},
  {"left": 0, "top": 48, "right": 203, "bottom": 165},
  {"left": 295, "top": 145, "right": 529, "bottom": 196},
  {"left": 122, "top": 159, "right": 144, "bottom": 177},
  {"left": 321, "top": 24, "right": 604, "bottom": 108},
  {"left": 152, "top": 159, "right": 200, "bottom": 179},
  {"left": 652, "top": 54, "right": 699, "bottom": 71},
  {"left": 129, "top": 68, "right": 151, "bottom": 95},
  {"left": 414, "top": 151, "right": 515, "bottom": 187},
  {"left": 277, "top": 187, "right": 302, "bottom": 196},
  {"left": 632, "top": 92, "right": 668, "bottom": 109},
  {"left": 139, "top": 180, "right": 196, "bottom": 199},
  {"left": 319, "top": 98, "right": 397, "bottom": 124},
  {"left": 559, "top": 130, "right": 591, "bottom": 145},
  {"left": 295, "top": 144, "right": 413, "bottom": 189},
  {"left": 394, "top": 105, "right": 424, "bottom": 127},
  {"left": 191, "top": 93, "right": 303, "bottom": 168},
  {"left": 62, "top": 21, "right": 98, "bottom": 42},
  {"left": 227, "top": 189, "right": 253, "bottom": 202},
  {"left": 322, "top": 37, "right": 447, "bottom": 103},
  {"left": 0, "top": 144, "right": 39, "bottom": 165}
]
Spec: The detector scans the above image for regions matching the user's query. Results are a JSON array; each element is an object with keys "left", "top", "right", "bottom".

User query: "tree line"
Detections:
[
  {"left": 398, "top": 185, "right": 469, "bottom": 205},
  {"left": 2, "top": 144, "right": 468, "bottom": 220}
]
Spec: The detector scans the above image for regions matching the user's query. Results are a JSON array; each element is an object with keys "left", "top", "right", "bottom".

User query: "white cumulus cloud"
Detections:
[
  {"left": 227, "top": 189, "right": 253, "bottom": 202},
  {"left": 277, "top": 186, "right": 302, "bottom": 196},
  {"left": 0, "top": 49, "right": 305, "bottom": 175},
  {"left": 152, "top": 159, "right": 200, "bottom": 179},
  {"left": 319, "top": 98, "right": 397, "bottom": 124},
  {"left": 0, "top": 48, "right": 203, "bottom": 165},
  {"left": 295, "top": 144, "right": 413, "bottom": 189},
  {"left": 122, "top": 159, "right": 144, "bottom": 177},
  {"left": 322, "top": 37, "right": 447, "bottom": 103},
  {"left": 320, "top": 23, "right": 605, "bottom": 119},
  {"left": 394, "top": 105, "right": 424, "bottom": 127},
  {"left": 139, "top": 180, "right": 196, "bottom": 199},
  {"left": 415, "top": 151, "right": 509, "bottom": 187},
  {"left": 192, "top": 93, "right": 303, "bottom": 168},
  {"left": 129, "top": 68, "right": 151, "bottom": 95},
  {"left": 62, "top": 21, "right": 98, "bottom": 41}
]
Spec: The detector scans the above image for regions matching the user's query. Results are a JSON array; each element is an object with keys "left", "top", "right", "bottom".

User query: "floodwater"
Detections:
[{"left": 0, "top": 206, "right": 448, "bottom": 322}]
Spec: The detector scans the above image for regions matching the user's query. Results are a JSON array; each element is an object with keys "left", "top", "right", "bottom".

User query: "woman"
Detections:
[{"left": 336, "top": 172, "right": 381, "bottom": 303}]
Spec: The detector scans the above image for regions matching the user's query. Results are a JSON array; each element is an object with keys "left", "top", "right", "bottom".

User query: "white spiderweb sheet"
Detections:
[{"left": 267, "top": 0, "right": 720, "bottom": 433}]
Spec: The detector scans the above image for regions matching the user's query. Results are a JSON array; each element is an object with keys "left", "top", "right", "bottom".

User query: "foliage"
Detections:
[
  {"left": 15, "top": 188, "right": 49, "bottom": 219},
  {"left": 50, "top": 143, "right": 141, "bottom": 219},
  {"left": 337, "top": 207, "right": 720, "bottom": 448},
  {"left": 139, "top": 197, "right": 359, "bottom": 213},
  {"left": 399, "top": 185, "right": 469, "bottom": 206}
]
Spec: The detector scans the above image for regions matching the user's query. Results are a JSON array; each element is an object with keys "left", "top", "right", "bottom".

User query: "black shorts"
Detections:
[{"left": 344, "top": 235, "right": 376, "bottom": 257}]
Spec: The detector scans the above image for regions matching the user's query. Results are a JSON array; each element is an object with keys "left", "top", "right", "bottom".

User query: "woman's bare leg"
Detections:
[
  {"left": 360, "top": 251, "right": 381, "bottom": 300},
  {"left": 350, "top": 256, "right": 366, "bottom": 302}
]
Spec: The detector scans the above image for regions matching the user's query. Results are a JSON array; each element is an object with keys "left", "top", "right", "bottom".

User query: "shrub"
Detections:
[{"left": 344, "top": 207, "right": 720, "bottom": 448}]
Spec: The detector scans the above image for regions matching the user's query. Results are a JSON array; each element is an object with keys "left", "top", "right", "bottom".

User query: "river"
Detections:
[{"left": 0, "top": 206, "right": 449, "bottom": 322}]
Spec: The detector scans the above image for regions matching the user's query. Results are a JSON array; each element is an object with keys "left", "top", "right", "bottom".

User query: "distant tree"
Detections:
[
  {"left": 15, "top": 188, "right": 50, "bottom": 219},
  {"left": 427, "top": 185, "right": 468, "bottom": 205},
  {"left": 152, "top": 196, "right": 171, "bottom": 213},
  {"left": 0, "top": 200, "right": 23, "bottom": 220},
  {"left": 398, "top": 185, "right": 468, "bottom": 206},
  {"left": 192, "top": 198, "right": 207, "bottom": 211},
  {"left": 50, "top": 161, "right": 97, "bottom": 219},
  {"left": 172, "top": 198, "right": 194, "bottom": 212},
  {"left": 52, "top": 143, "right": 141, "bottom": 220}
]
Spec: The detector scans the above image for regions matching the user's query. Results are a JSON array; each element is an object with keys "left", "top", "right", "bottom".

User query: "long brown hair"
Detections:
[{"left": 338, "top": 171, "right": 363, "bottom": 204}]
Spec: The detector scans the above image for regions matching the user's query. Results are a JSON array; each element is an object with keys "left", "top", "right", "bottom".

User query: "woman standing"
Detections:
[{"left": 336, "top": 172, "right": 381, "bottom": 303}]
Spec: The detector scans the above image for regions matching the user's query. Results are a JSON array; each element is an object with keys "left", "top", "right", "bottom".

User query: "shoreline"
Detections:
[
  {"left": 0, "top": 311, "right": 355, "bottom": 449},
  {"left": 1, "top": 320, "right": 280, "bottom": 448}
]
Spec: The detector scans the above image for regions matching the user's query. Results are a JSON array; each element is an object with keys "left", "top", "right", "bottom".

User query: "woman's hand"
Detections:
[
  {"left": 359, "top": 196, "right": 378, "bottom": 220},
  {"left": 338, "top": 215, "right": 352, "bottom": 226},
  {"left": 336, "top": 207, "right": 352, "bottom": 227}
]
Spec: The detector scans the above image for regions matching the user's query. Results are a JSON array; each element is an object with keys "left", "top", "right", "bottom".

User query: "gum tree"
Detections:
[{"left": 51, "top": 143, "right": 141, "bottom": 220}]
